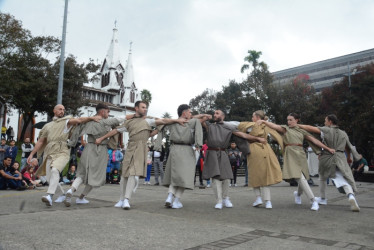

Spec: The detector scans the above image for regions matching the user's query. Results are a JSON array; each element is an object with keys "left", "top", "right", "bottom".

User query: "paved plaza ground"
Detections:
[{"left": 0, "top": 177, "right": 373, "bottom": 249}]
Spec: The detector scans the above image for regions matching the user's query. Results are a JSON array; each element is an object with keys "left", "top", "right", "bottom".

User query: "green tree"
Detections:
[
  {"left": 267, "top": 75, "right": 321, "bottom": 125},
  {"left": 49, "top": 55, "right": 90, "bottom": 117},
  {"left": 240, "top": 50, "right": 262, "bottom": 74},
  {"left": 162, "top": 112, "right": 172, "bottom": 118},
  {"left": 320, "top": 63, "right": 374, "bottom": 156},
  {"left": 240, "top": 50, "right": 274, "bottom": 116},
  {"left": 141, "top": 89, "right": 152, "bottom": 105},
  {"left": 0, "top": 12, "right": 94, "bottom": 140},
  {"left": 189, "top": 89, "right": 216, "bottom": 115}
]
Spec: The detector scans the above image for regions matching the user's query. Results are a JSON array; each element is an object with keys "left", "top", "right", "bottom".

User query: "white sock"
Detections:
[
  {"left": 174, "top": 197, "right": 179, "bottom": 203},
  {"left": 167, "top": 193, "right": 173, "bottom": 200}
]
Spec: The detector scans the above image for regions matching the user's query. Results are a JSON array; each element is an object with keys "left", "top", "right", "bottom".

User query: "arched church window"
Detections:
[
  {"left": 115, "top": 72, "right": 120, "bottom": 84},
  {"left": 101, "top": 75, "right": 105, "bottom": 88},
  {"left": 130, "top": 90, "right": 135, "bottom": 103},
  {"left": 120, "top": 91, "right": 124, "bottom": 103}
]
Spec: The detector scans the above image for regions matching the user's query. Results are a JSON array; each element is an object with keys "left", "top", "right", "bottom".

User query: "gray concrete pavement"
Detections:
[{"left": 0, "top": 177, "right": 373, "bottom": 249}]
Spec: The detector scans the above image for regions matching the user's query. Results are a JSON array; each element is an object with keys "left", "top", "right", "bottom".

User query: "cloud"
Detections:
[{"left": 2, "top": 0, "right": 374, "bottom": 118}]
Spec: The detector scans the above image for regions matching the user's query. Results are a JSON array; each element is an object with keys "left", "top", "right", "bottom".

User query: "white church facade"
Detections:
[{"left": 1, "top": 27, "right": 141, "bottom": 147}]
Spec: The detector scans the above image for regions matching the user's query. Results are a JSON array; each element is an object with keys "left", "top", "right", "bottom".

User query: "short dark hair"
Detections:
[
  {"left": 177, "top": 104, "right": 190, "bottom": 117},
  {"left": 288, "top": 113, "right": 301, "bottom": 123},
  {"left": 135, "top": 100, "right": 147, "bottom": 108},
  {"left": 10, "top": 139, "right": 15, "bottom": 143},
  {"left": 96, "top": 103, "right": 109, "bottom": 112},
  {"left": 3, "top": 156, "right": 12, "bottom": 161},
  {"left": 216, "top": 109, "right": 226, "bottom": 117},
  {"left": 326, "top": 114, "right": 338, "bottom": 125}
]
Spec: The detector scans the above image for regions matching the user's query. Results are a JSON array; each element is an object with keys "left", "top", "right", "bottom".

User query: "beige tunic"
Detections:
[
  {"left": 155, "top": 119, "right": 203, "bottom": 190},
  {"left": 280, "top": 125, "right": 322, "bottom": 180},
  {"left": 238, "top": 122, "right": 283, "bottom": 188},
  {"left": 36, "top": 116, "right": 72, "bottom": 176},
  {"left": 70, "top": 118, "right": 123, "bottom": 187},
  {"left": 119, "top": 118, "right": 153, "bottom": 178},
  {"left": 318, "top": 126, "right": 360, "bottom": 192}
]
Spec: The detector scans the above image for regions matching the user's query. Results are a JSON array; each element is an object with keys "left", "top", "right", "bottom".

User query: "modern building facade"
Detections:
[{"left": 272, "top": 48, "right": 374, "bottom": 91}]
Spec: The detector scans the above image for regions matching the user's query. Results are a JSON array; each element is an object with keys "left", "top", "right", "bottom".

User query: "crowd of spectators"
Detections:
[{"left": 1, "top": 128, "right": 373, "bottom": 192}]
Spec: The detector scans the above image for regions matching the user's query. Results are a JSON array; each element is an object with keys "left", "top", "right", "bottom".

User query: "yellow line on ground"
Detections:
[{"left": 0, "top": 189, "right": 45, "bottom": 198}]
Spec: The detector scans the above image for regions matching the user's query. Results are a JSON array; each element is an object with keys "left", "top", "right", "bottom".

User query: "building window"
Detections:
[
  {"left": 130, "top": 90, "right": 135, "bottom": 103},
  {"left": 101, "top": 75, "right": 105, "bottom": 88}
]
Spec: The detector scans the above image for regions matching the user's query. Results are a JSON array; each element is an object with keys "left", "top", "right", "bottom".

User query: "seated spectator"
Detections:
[
  {"left": 0, "top": 157, "right": 27, "bottom": 190},
  {"left": 110, "top": 168, "right": 121, "bottom": 184},
  {"left": 12, "top": 161, "right": 30, "bottom": 188},
  {"left": 352, "top": 154, "right": 368, "bottom": 180},
  {"left": 23, "top": 165, "right": 41, "bottom": 188},
  {"left": 63, "top": 164, "right": 77, "bottom": 184}
]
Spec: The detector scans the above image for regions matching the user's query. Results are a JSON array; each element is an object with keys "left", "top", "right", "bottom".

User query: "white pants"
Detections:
[
  {"left": 212, "top": 179, "right": 230, "bottom": 204},
  {"left": 319, "top": 170, "right": 354, "bottom": 198},
  {"left": 45, "top": 157, "right": 64, "bottom": 195},
  {"left": 254, "top": 186, "right": 271, "bottom": 201},
  {"left": 71, "top": 177, "right": 93, "bottom": 196},
  {"left": 119, "top": 176, "right": 137, "bottom": 200},
  {"left": 295, "top": 173, "right": 314, "bottom": 200},
  {"left": 168, "top": 185, "right": 185, "bottom": 199}
]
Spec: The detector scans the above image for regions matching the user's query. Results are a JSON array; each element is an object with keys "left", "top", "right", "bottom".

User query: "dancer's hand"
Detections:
[
  {"left": 176, "top": 118, "right": 188, "bottom": 126},
  {"left": 257, "top": 137, "right": 267, "bottom": 144},
  {"left": 92, "top": 115, "right": 102, "bottom": 122},
  {"left": 327, "top": 148, "right": 335, "bottom": 154},
  {"left": 256, "top": 120, "right": 265, "bottom": 125},
  {"left": 95, "top": 138, "right": 103, "bottom": 145}
]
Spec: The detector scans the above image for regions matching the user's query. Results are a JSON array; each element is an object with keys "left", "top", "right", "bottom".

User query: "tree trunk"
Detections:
[{"left": 20, "top": 113, "right": 33, "bottom": 142}]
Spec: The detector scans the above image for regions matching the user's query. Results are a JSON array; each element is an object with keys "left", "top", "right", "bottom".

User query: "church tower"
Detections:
[
  {"left": 100, "top": 27, "right": 124, "bottom": 93},
  {"left": 120, "top": 42, "right": 140, "bottom": 107}
]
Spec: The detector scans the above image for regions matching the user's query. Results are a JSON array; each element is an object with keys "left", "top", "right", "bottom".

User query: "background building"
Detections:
[
  {"left": 1, "top": 27, "right": 141, "bottom": 148},
  {"left": 272, "top": 48, "right": 374, "bottom": 91}
]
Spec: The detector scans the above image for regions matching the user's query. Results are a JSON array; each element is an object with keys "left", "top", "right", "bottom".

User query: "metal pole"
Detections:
[
  {"left": 348, "top": 61, "right": 351, "bottom": 88},
  {"left": 57, "top": 0, "right": 69, "bottom": 105}
]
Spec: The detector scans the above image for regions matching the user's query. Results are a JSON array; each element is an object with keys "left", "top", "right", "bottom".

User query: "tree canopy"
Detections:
[
  {"left": 188, "top": 50, "right": 374, "bottom": 161},
  {"left": 0, "top": 12, "right": 97, "bottom": 140}
]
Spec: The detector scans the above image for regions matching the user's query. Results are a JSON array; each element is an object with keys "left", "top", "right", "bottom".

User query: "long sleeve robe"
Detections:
[
  {"left": 202, "top": 122, "right": 236, "bottom": 180},
  {"left": 155, "top": 118, "right": 203, "bottom": 190},
  {"left": 280, "top": 125, "right": 321, "bottom": 180},
  {"left": 318, "top": 125, "right": 360, "bottom": 192},
  {"left": 238, "top": 122, "right": 283, "bottom": 188},
  {"left": 70, "top": 118, "right": 123, "bottom": 187}
]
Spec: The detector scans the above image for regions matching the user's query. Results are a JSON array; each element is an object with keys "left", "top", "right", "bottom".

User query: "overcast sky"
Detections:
[{"left": 1, "top": 0, "right": 374, "bottom": 118}]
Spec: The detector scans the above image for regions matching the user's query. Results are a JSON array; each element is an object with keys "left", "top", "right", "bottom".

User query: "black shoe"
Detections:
[
  {"left": 154, "top": 183, "right": 159, "bottom": 186},
  {"left": 243, "top": 184, "right": 248, "bottom": 187},
  {"left": 16, "top": 185, "right": 27, "bottom": 191}
]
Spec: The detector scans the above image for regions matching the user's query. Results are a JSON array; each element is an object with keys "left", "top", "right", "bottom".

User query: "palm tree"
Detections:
[
  {"left": 162, "top": 112, "right": 172, "bottom": 118},
  {"left": 240, "top": 50, "right": 262, "bottom": 73}
]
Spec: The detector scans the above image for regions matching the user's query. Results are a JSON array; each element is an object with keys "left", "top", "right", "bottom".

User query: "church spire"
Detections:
[
  {"left": 102, "top": 25, "right": 124, "bottom": 91},
  {"left": 124, "top": 41, "right": 134, "bottom": 88},
  {"left": 120, "top": 43, "right": 139, "bottom": 107}
]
